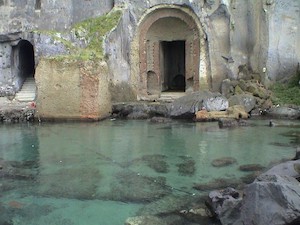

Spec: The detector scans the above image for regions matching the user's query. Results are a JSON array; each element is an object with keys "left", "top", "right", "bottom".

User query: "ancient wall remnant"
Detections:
[
  {"left": 35, "top": 59, "right": 111, "bottom": 120},
  {"left": 129, "top": 5, "right": 208, "bottom": 100}
]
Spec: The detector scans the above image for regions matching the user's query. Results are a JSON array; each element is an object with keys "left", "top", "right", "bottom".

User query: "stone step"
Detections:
[{"left": 15, "top": 78, "right": 37, "bottom": 102}]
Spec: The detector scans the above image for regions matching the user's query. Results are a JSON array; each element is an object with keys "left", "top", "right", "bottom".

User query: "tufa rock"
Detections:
[
  {"left": 228, "top": 94, "right": 256, "bottom": 113},
  {"left": 168, "top": 91, "right": 228, "bottom": 119}
]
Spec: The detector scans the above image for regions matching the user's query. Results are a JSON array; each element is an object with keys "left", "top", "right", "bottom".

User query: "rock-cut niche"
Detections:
[{"left": 139, "top": 7, "right": 200, "bottom": 97}]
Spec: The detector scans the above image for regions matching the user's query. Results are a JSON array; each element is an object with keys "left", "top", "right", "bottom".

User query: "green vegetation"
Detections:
[
  {"left": 271, "top": 71, "right": 300, "bottom": 105},
  {"left": 71, "top": 9, "right": 122, "bottom": 60},
  {"left": 34, "top": 9, "right": 122, "bottom": 61}
]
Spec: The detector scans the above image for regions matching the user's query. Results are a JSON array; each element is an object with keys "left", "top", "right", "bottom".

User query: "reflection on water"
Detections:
[{"left": 0, "top": 119, "right": 299, "bottom": 225}]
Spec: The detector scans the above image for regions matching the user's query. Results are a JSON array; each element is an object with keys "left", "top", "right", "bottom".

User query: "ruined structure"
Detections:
[{"left": 0, "top": 0, "right": 299, "bottom": 120}]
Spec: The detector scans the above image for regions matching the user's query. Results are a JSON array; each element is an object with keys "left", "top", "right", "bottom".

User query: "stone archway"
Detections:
[
  {"left": 16, "top": 40, "right": 35, "bottom": 80},
  {"left": 11, "top": 39, "right": 36, "bottom": 94},
  {"left": 132, "top": 5, "right": 206, "bottom": 100},
  {"left": 12, "top": 39, "right": 35, "bottom": 87}
]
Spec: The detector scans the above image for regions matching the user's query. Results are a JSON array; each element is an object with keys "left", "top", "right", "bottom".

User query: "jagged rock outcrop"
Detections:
[{"left": 207, "top": 160, "right": 300, "bottom": 225}]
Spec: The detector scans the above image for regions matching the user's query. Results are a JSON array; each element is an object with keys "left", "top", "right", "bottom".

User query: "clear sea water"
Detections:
[{"left": 0, "top": 119, "right": 299, "bottom": 225}]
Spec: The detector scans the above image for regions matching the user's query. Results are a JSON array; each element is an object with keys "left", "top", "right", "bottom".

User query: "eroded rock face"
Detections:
[
  {"left": 236, "top": 175, "right": 300, "bottom": 225},
  {"left": 207, "top": 172, "right": 300, "bottom": 225}
]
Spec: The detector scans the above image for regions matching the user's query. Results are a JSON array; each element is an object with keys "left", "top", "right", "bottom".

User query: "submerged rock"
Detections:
[
  {"left": 211, "top": 157, "right": 237, "bottom": 167},
  {"left": 105, "top": 171, "right": 170, "bottom": 203},
  {"left": 239, "top": 164, "right": 265, "bottom": 172},
  {"left": 265, "top": 106, "right": 300, "bottom": 119},
  {"left": 123, "top": 154, "right": 169, "bottom": 173},
  {"left": 240, "top": 171, "right": 262, "bottom": 184},
  {"left": 218, "top": 118, "right": 249, "bottom": 128},
  {"left": 193, "top": 178, "right": 240, "bottom": 191},
  {"left": 125, "top": 216, "right": 167, "bottom": 225},
  {"left": 38, "top": 167, "right": 101, "bottom": 200},
  {"left": 149, "top": 117, "right": 172, "bottom": 123},
  {"left": 142, "top": 155, "right": 169, "bottom": 173},
  {"left": 137, "top": 194, "right": 195, "bottom": 216},
  {"left": 177, "top": 158, "right": 196, "bottom": 176}
]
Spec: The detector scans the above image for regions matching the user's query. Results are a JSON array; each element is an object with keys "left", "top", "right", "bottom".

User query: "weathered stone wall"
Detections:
[
  {"left": 0, "top": 41, "right": 13, "bottom": 96},
  {"left": 35, "top": 58, "right": 111, "bottom": 120},
  {"left": 1, "top": 0, "right": 300, "bottom": 107},
  {"left": 0, "top": 0, "right": 114, "bottom": 33},
  {"left": 106, "top": 0, "right": 300, "bottom": 97},
  {"left": 265, "top": 0, "right": 300, "bottom": 82}
]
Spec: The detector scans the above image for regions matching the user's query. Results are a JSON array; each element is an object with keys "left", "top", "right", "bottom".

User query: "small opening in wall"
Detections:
[
  {"left": 17, "top": 40, "right": 35, "bottom": 80},
  {"left": 161, "top": 40, "right": 186, "bottom": 92},
  {"left": 35, "top": 0, "right": 41, "bottom": 10}
]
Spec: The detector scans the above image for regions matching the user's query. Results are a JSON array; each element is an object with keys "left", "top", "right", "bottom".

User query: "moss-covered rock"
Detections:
[{"left": 34, "top": 8, "right": 122, "bottom": 61}]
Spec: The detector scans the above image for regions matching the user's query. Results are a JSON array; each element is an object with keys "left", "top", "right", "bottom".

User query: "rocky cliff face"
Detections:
[
  {"left": 1, "top": 0, "right": 299, "bottom": 119},
  {"left": 105, "top": 0, "right": 300, "bottom": 100},
  {"left": 0, "top": 0, "right": 114, "bottom": 32}
]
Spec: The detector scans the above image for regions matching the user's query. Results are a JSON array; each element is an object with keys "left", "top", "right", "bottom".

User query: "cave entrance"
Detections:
[
  {"left": 17, "top": 40, "right": 35, "bottom": 80},
  {"left": 161, "top": 40, "right": 185, "bottom": 92}
]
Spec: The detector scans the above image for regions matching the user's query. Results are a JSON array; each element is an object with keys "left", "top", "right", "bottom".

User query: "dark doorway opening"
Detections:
[
  {"left": 17, "top": 40, "right": 35, "bottom": 80},
  {"left": 161, "top": 40, "right": 185, "bottom": 92},
  {"left": 35, "top": 0, "right": 41, "bottom": 10}
]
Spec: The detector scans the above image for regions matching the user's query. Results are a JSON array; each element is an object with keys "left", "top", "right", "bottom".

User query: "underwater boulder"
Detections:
[
  {"left": 125, "top": 216, "right": 167, "bottom": 225},
  {"left": 104, "top": 171, "right": 171, "bottom": 203},
  {"left": 193, "top": 178, "right": 240, "bottom": 191},
  {"left": 239, "top": 164, "right": 265, "bottom": 172},
  {"left": 211, "top": 157, "right": 237, "bottom": 167},
  {"left": 177, "top": 158, "right": 196, "bottom": 176}
]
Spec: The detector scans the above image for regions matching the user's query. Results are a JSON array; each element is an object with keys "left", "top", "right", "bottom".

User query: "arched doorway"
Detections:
[
  {"left": 12, "top": 39, "right": 37, "bottom": 101},
  {"left": 135, "top": 6, "right": 202, "bottom": 99},
  {"left": 16, "top": 40, "right": 35, "bottom": 81}
]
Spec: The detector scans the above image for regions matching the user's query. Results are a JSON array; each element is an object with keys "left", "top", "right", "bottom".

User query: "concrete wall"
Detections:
[{"left": 35, "top": 58, "right": 111, "bottom": 121}]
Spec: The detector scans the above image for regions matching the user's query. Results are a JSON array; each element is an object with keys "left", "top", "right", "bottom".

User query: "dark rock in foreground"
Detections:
[
  {"left": 207, "top": 160, "right": 300, "bottom": 225},
  {"left": 0, "top": 108, "right": 35, "bottom": 123},
  {"left": 236, "top": 174, "right": 300, "bottom": 225}
]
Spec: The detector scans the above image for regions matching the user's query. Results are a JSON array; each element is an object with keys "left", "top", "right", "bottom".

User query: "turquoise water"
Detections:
[{"left": 0, "top": 119, "right": 299, "bottom": 225}]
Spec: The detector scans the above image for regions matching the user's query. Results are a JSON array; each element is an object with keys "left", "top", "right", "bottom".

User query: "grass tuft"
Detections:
[{"left": 271, "top": 71, "right": 300, "bottom": 106}]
